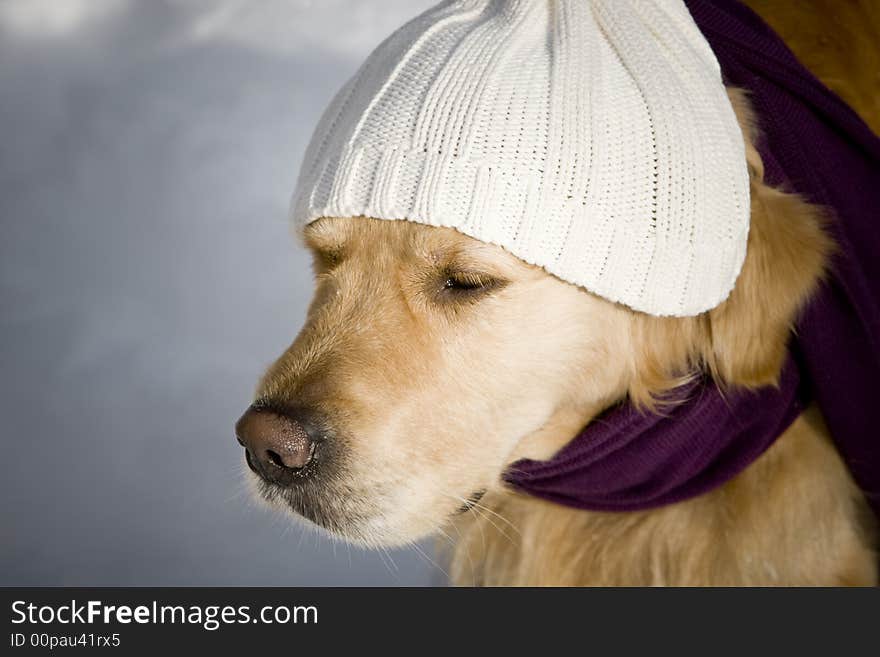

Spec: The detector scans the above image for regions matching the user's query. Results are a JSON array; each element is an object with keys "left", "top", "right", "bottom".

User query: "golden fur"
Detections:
[
  {"left": 448, "top": 408, "right": 875, "bottom": 586},
  {"left": 246, "top": 4, "right": 879, "bottom": 585}
]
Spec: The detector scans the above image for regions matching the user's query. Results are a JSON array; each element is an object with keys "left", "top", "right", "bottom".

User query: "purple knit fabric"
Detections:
[{"left": 504, "top": 0, "right": 880, "bottom": 520}]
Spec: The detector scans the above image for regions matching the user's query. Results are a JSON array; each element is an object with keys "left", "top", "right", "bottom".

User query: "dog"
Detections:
[{"left": 236, "top": 1, "right": 878, "bottom": 585}]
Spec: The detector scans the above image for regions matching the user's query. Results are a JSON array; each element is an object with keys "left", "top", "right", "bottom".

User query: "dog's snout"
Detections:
[{"left": 236, "top": 405, "right": 322, "bottom": 485}]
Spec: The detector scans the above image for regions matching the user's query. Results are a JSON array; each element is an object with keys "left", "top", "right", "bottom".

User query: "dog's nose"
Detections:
[{"left": 235, "top": 405, "right": 320, "bottom": 485}]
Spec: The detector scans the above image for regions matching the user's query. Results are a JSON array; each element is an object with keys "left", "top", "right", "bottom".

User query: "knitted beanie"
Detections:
[{"left": 290, "top": 0, "right": 750, "bottom": 317}]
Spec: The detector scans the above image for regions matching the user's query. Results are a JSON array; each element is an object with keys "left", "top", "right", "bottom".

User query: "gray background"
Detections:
[{"left": 0, "top": 0, "right": 441, "bottom": 586}]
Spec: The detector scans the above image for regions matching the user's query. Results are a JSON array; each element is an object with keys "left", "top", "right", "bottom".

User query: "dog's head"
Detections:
[
  {"left": 237, "top": 216, "right": 636, "bottom": 545},
  {"left": 236, "top": 96, "right": 831, "bottom": 547}
]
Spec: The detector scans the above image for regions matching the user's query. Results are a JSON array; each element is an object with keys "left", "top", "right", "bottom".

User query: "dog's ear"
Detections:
[
  {"left": 703, "top": 96, "right": 832, "bottom": 387},
  {"left": 628, "top": 91, "right": 833, "bottom": 403},
  {"left": 706, "top": 184, "right": 831, "bottom": 387}
]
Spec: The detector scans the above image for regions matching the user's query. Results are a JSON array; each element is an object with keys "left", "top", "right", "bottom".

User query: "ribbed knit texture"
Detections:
[{"left": 290, "top": 0, "right": 750, "bottom": 317}]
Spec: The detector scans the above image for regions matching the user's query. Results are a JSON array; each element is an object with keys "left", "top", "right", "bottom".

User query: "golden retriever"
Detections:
[{"left": 236, "top": 1, "right": 879, "bottom": 585}]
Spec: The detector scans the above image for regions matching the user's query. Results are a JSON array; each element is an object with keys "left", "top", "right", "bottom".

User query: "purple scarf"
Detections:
[{"left": 504, "top": 0, "right": 880, "bottom": 521}]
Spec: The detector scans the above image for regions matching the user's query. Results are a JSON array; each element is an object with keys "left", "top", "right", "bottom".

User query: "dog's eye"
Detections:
[
  {"left": 438, "top": 271, "right": 504, "bottom": 300},
  {"left": 311, "top": 247, "right": 343, "bottom": 273},
  {"left": 443, "top": 273, "right": 486, "bottom": 291}
]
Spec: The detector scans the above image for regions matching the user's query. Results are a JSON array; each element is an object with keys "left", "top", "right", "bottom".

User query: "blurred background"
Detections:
[{"left": 0, "top": 0, "right": 440, "bottom": 585}]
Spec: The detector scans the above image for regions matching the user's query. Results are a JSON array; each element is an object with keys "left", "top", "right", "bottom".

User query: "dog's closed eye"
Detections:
[
  {"left": 443, "top": 271, "right": 489, "bottom": 291},
  {"left": 439, "top": 270, "right": 506, "bottom": 300},
  {"left": 310, "top": 247, "right": 344, "bottom": 273}
]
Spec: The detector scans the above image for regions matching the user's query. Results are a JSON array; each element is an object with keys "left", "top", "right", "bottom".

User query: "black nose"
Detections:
[{"left": 235, "top": 405, "right": 323, "bottom": 486}]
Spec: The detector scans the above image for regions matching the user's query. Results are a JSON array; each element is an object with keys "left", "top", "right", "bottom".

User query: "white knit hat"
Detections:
[{"left": 290, "top": 0, "right": 749, "bottom": 317}]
